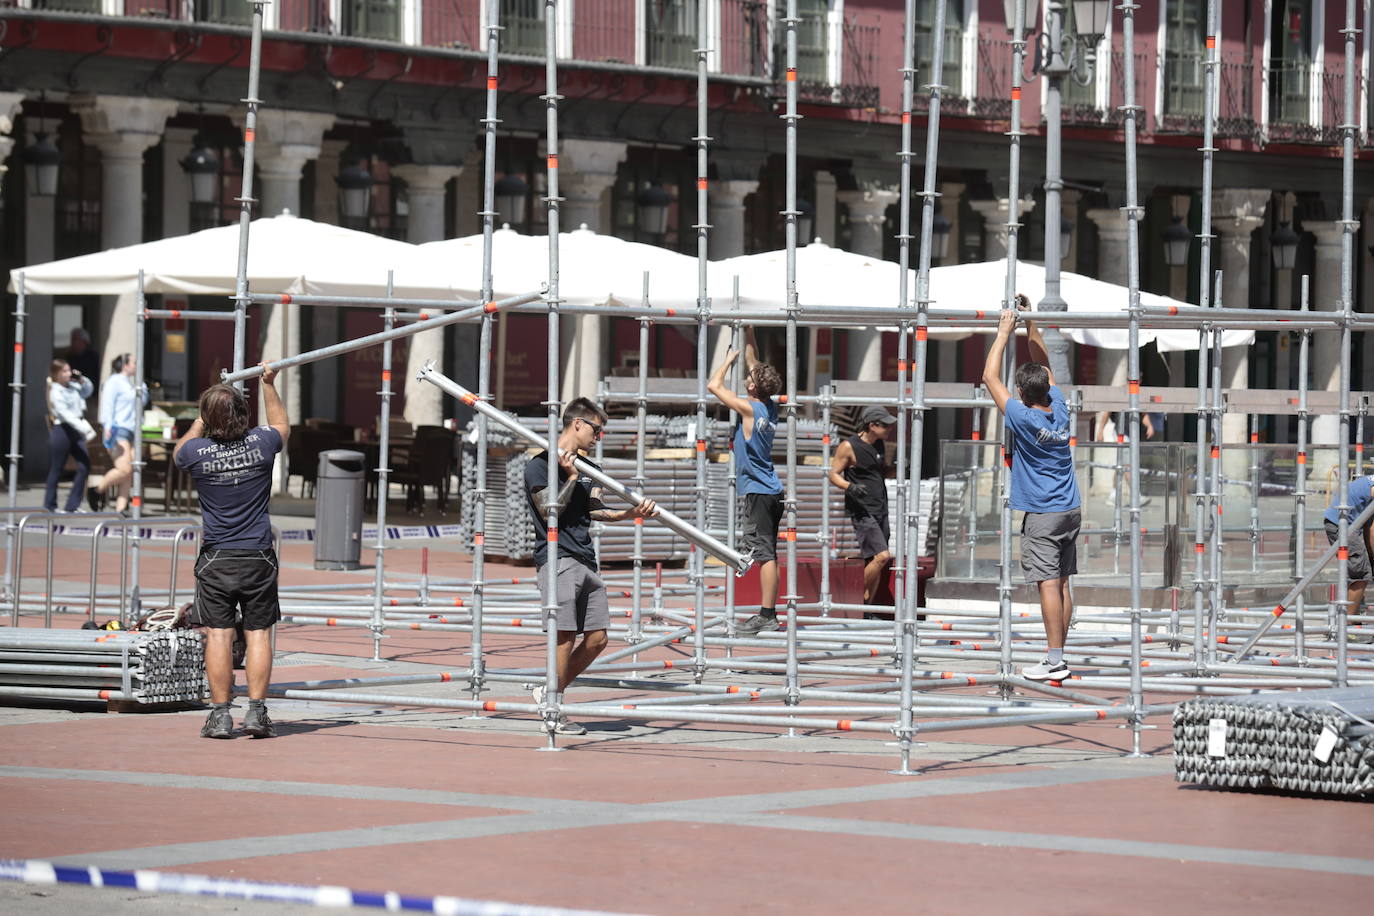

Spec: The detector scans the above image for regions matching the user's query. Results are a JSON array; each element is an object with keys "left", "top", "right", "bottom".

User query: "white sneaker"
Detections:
[
  {"left": 1023, "top": 658, "right": 1071, "bottom": 682},
  {"left": 554, "top": 715, "right": 586, "bottom": 736}
]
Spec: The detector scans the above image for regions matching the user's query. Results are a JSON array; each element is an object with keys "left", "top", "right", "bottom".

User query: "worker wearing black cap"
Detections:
[{"left": 828, "top": 405, "right": 896, "bottom": 605}]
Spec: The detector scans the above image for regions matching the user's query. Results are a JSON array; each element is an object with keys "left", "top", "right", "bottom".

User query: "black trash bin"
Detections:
[{"left": 315, "top": 449, "right": 365, "bottom": 570}]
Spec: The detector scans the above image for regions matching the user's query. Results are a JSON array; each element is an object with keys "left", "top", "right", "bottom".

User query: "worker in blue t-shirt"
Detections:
[
  {"left": 708, "top": 326, "right": 784, "bottom": 636},
  {"left": 1324, "top": 473, "right": 1374, "bottom": 643},
  {"left": 982, "top": 297, "right": 1082, "bottom": 682}
]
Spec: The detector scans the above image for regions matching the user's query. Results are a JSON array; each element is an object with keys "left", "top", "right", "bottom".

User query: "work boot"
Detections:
[
  {"left": 242, "top": 699, "right": 276, "bottom": 738},
  {"left": 200, "top": 704, "right": 234, "bottom": 739}
]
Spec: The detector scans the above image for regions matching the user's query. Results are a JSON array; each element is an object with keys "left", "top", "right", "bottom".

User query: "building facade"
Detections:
[{"left": 1, "top": 1, "right": 1371, "bottom": 479}]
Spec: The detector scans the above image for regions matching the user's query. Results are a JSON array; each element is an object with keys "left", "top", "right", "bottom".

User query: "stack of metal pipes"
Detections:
[
  {"left": 1173, "top": 687, "right": 1374, "bottom": 795},
  {"left": 0, "top": 629, "right": 206, "bottom": 704}
]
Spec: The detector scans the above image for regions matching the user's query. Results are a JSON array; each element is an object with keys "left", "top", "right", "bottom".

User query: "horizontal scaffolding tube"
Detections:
[
  {"left": 221, "top": 291, "right": 540, "bottom": 384},
  {"left": 415, "top": 362, "right": 747, "bottom": 571}
]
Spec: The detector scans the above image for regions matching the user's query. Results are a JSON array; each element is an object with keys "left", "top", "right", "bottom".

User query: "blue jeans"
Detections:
[{"left": 44, "top": 424, "right": 91, "bottom": 512}]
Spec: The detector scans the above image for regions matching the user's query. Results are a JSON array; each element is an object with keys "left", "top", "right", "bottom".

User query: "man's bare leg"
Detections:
[
  {"left": 244, "top": 628, "right": 273, "bottom": 699},
  {"left": 863, "top": 551, "right": 892, "bottom": 604},
  {"left": 760, "top": 559, "right": 778, "bottom": 609},
  {"left": 1037, "top": 577, "right": 1068, "bottom": 650},
  {"left": 205, "top": 628, "right": 235, "bottom": 703},
  {"left": 559, "top": 629, "right": 608, "bottom": 691}
]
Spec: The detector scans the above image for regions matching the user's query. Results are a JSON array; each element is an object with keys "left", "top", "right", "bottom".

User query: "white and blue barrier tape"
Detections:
[
  {"left": 29, "top": 524, "right": 465, "bottom": 543},
  {"left": 0, "top": 859, "right": 631, "bottom": 915}
]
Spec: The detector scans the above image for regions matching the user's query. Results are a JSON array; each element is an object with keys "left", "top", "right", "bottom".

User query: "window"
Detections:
[
  {"left": 1269, "top": 1, "right": 1313, "bottom": 127},
  {"left": 1162, "top": 0, "right": 1206, "bottom": 117},
  {"left": 195, "top": 0, "right": 254, "bottom": 26},
  {"left": 502, "top": 0, "right": 546, "bottom": 55},
  {"left": 794, "top": 0, "right": 831, "bottom": 84},
  {"left": 646, "top": 0, "right": 698, "bottom": 70},
  {"left": 343, "top": 0, "right": 403, "bottom": 42},
  {"left": 913, "top": 0, "right": 963, "bottom": 98}
]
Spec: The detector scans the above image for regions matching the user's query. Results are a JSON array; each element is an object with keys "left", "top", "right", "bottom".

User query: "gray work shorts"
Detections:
[
  {"left": 1020, "top": 509, "right": 1081, "bottom": 584},
  {"left": 851, "top": 513, "right": 891, "bottom": 560},
  {"left": 1324, "top": 520, "right": 1373, "bottom": 582},
  {"left": 537, "top": 556, "right": 611, "bottom": 634}
]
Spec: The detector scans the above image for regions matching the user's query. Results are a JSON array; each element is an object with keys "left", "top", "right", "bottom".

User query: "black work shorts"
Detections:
[
  {"left": 741, "top": 492, "right": 784, "bottom": 563},
  {"left": 852, "top": 513, "right": 891, "bottom": 560},
  {"left": 191, "top": 548, "right": 281, "bottom": 630}
]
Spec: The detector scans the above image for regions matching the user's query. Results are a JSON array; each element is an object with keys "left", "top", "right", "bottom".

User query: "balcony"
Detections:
[
  {"left": 1058, "top": 50, "right": 1147, "bottom": 128},
  {"left": 794, "top": 12, "right": 879, "bottom": 108},
  {"left": 912, "top": 26, "right": 968, "bottom": 115},
  {"left": 970, "top": 35, "right": 1013, "bottom": 119},
  {"left": 1158, "top": 54, "right": 1257, "bottom": 140}
]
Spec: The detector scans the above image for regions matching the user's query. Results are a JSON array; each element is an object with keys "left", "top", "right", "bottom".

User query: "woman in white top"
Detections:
[
  {"left": 96, "top": 352, "right": 144, "bottom": 514},
  {"left": 44, "top": 359, "right": 95, "bottom": 513}
]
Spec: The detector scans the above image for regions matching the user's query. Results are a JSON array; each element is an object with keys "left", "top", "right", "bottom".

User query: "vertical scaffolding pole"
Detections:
[
  {"left": 899, "top": 0, "right": 947, "bottom": 773},
  {"left": 1191, "top": 0, "right": 1219, "bottom": 673},
  {"left": 369, "top": 282, "right": 395, "bottom": 663},
  {"left": 538, "top": 0, "right": 565, "bottom": 749},
  {"left": 3, "top": 275, "right": 26, "bottom": 604},
  {"left": 724, "top": 278, "right": 742, "bottom": 644},
  {"left": 819, "top": 384, "right": 832, "bottom": 617},
  {"left": 231, "top": 1, "right": 267, "bottom": 385},
  {"left": 1293, "top": 275, "right": 1310, "bottom": 660},
  {"left": 469, "top": 0, "right": 503, "bottom": 712},
  {"left": 126, "top": 271, "right": 147, "bottom": 627},
  {"left": 691, "top": 0, "right": 711, "bottom": 683},
  {"left": 1333, "top": 0, "right": 1359, "bottom": 686},
  {"left": 1207, "top": 270, "right": 1224, "bottom": 664},
  {"left": 781, "top": 0, "right": 802, "bottom": 720},
  {"left": 629, "top": 275, "right": 650, "bottom": 647},
  {"left": 996, "top": 0, "right": 1029, "bottom": 691},
  {"left": 1119, "top": 0, "right": 1147, "bottom": 756}
]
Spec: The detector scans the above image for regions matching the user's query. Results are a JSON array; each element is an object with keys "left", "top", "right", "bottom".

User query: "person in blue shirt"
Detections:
[
  {"left": 1323, "top": 473, "right": 1374, "bottom": 642},
  {"left": 94, "top": 353, "right": 146, "bottom": 515},
  {"left": 982, "top": 299, "right": 1082, "bottom": 682},
  {"left": 708, "top": 326, "right": 785, "bottom": 636},
  {"left": 174, "top": 363, "right": 289, "bottom": 739}
]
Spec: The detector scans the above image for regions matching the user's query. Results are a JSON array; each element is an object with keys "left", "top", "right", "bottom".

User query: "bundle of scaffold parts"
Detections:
[
  {"left": 1173, "top": 688, "right": 1374, "bottom": 796},
  {"left": 0, "top": 629, "right": 207, "bottom": 707}
]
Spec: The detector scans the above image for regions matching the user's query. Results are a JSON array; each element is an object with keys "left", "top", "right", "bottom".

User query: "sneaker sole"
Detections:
[
  {"left": 1022, "top": 670, "right": 1071, "bottom": 682},
  {"left": 201, "top": 729, "right": 235, "bottom": 739}
]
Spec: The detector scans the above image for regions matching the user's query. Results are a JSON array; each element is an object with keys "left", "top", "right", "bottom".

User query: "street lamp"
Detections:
[
  {"left": 1161, "top": 216, "right": 1191, "bottom": 267},
  {"left": 1271, "top": 221, "right": 1300, "bottom": 271},
  {"left": 1001, "top": 0, "right": 1040, "bottom": 36},
  {"left": 494, "top": 173, "right": 528, "bottom": 229},
  {"left": 636, "top": 181, "right": 672, "bottom": 240},
  {"left": 335, "top": 160, "right": 374, "bottom": 224},
  {"left": 1007, "top": 0, "right": 1110, "bottom": 384},
  {"left": 180, "top": 135, "right": 220, "bottom": 206},
  {"left": 21, "top": 133, "right": 60, "bottom": 198}
]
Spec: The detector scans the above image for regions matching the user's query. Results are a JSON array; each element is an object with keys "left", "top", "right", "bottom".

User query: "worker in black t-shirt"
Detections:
[{"left": 828, "top": 406, "right": 896, "bottom": 605}]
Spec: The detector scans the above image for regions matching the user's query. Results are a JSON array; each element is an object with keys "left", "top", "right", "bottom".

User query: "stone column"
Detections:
[
  {"left": 159, "top": 126, "right": 195, "bottom": 241},
  {"left": 708, "top": 179, "right": 757, "bottom": 261},
  {"left": 1211, "top": 189, "right": 1269, "bottom": 445},
  {"left": 931, "top": 182, "right": 966, "bottom": 446},
  {"left": 814, "top": 170, "right": 837, "bottom": 246},
  {"left": 557, "top": 139, "right": 627, "bottom": 402},
  {"left": 836, "top": 186, "right": 899, "bottom": 381},
  {"left": 71, "top": 95, "right": 179, "bottom": 377},
  {"left": 232, "top": 110, "right": 334, "bottom": 432},
  {"left": 394, "top": 163, "right": 463, "bottom": 428},
  {"left": 1306, "top": 220, "right": 1346, "bottom": 447},
  {"left": 0, "top": 92, "right": 25, "bottom": 176}
]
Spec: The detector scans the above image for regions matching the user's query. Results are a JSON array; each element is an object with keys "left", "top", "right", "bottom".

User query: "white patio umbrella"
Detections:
[
  {"left": 708, "top": 240, "right": 972, "bottom": 339},
  {"left": 927, "top": 259, "right": 1253, "bottom": 351},
  {"left": 302, "top": 224, "right": 701, "bottom": 308},
  {"left": 710, "top": 245, "right": 1249, "bottom": 351},
  {"left": 7, "top": 213, "right": 415, "bottom": 296}
]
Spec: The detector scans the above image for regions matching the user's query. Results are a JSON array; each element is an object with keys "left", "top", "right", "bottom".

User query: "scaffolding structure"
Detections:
[{"left": 1, "top": 0, "right": 1371, "bottom": 772}]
